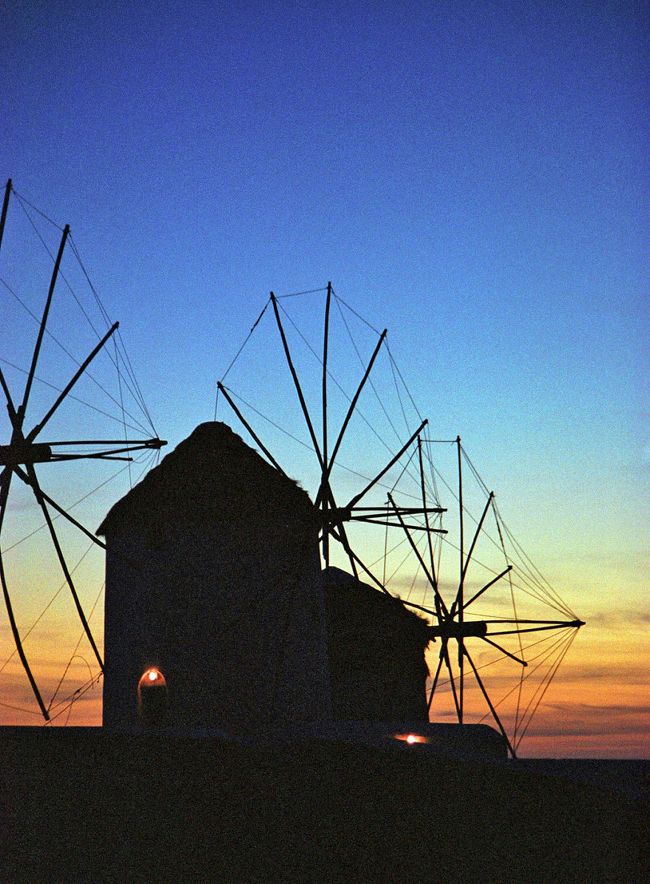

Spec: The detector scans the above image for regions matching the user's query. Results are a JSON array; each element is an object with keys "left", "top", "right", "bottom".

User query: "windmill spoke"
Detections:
[
  {"left": 12, "top": 464, "right": 107, "bottom": 551},
  {"left": 324, "top": 481, "right": 359, "bottom": 577},
  {"left": 464, "top": 645, "right": 517, "bottom": 758},
  {"left": 216, "top": 383, "right": 287, "bottom": 476},
  {"left": 332, "top": 517, "right": 359, "bottom": 579},
  {"left": 458, "top": 565, "right": 513, "bottom": 614},
  {"left": 321, "top": 283, "right": 332, "bottom": 566},
  {"left": 487, "top": 622, "right": 583, "bottom": 637},
  {"left": 0, "top": 178, "right": 11, "bottom": 252},
  {"left": 44, "top": 438, "right": 164, "bottom": 446},
  {"left": 427, "top": 649, "right": 445, "bottom": 711},
  {"left": 26, "top": 322, "right": 119, "bottom": 443},
  {"left": 26, "top": 465, "right": 103, "bottom": 671},
  {"left": 0, "top": 366, "right": 19, "bottom": 427},
  {"left": 315, "top": 326, "right": 387, "bottom": 508},
  {"left": 346, "top": 419, "right": 428, "bottom": 510},
  {"left": 0, "top": 468, "right": 50, "bottom": 719},
  {"left": 20, "top": 224, "right": 70, "bottom": 418},
  {"left": 454, "top": 436, "right": 464, "bottom": 625},
  {"left": 387, "top": 492, "right": 448, "bottom": 617},
  {"left": 345, "top": 515, "right": 444, "bottom": 531},
  {"left": 329, "top": 525, "right": 388, "bottom": 594},
  {"left": 460, "top": 491, "right": 494, "bottom": 586},
  {"left": 46, "top": 441, "right": 164, "bottom": 461},
  {"left": 480, "top": 635, "right": 528, "bottom": 666},
  {"left": 418, "top": 436, "right": 440, "bottom": 618},
  {"left": 271, "top": 293, "right": 324, "bottom": 469}
]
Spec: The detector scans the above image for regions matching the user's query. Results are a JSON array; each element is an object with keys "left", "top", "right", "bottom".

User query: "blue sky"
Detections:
[{"left": 2, "top": 1, "right": 648, "bottom": 748}]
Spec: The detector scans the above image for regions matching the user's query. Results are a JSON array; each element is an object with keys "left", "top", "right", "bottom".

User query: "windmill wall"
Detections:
[
  {"left": 324, "top": 567, "right": 431, "bottom": 722},
  {"left": 98, "top": 422, "right": 331, "bottom": 734}
]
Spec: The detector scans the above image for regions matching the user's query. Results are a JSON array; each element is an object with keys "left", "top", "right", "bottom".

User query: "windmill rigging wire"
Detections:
[
  {"left": 0, "top": 355, "right": 151, "bottom": 436},
  {"left": 421, "top": 442, "right": 574, "bottom": 617},
  {"left": 69, "top": 236, "right": 158, "bottom": 435},
  {"left": 10, "top": 187, "right": 63, "bottom": 230},
  {"left": 333, "top": 294, "right": 404, "bottom": 448},
  {"left": 48, "top": 581, "right": 105, "bottom": 713},
  {"left": 1, "top": 452, "right": 148, "bottom": 554},
  {"left": 279, "top": 297, "right": 430, "bottom": 498},
  {"left": 0, "top": 542, "right": 96, "bottom": 675},
  {"left": 214, "top": 299, "right": 270, "bottom": 419}
]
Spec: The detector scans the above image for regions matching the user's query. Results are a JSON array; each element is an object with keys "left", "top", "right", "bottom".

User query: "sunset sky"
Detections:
[{"left": 2, "top": 2, "right": 648, "bottom": 757}]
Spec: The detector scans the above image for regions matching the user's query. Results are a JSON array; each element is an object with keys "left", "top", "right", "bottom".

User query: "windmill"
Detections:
[
  {"left": 0, "top": 179, "right": 165, "bottom": 721},
  {"left": 216, "top": 285, "right": 584, "bottom": 757}
]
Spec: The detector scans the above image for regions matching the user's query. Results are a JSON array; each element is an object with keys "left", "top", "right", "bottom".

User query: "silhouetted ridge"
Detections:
[{"left": 97, "top": 421, "right": 314, "bottom": 536}]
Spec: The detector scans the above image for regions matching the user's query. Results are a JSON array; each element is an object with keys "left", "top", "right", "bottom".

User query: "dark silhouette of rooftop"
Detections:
[{"left": 98, "top": 421, "right": 316, "bottom": 537}]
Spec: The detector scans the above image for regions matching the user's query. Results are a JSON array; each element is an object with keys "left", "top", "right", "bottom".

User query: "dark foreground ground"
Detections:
[{"left": 1, "top": 728, "right": 648, "bottom": 882}]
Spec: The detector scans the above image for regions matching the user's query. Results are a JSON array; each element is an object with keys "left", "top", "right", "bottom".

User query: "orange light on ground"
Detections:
[{"left": 393, "top": 733, "right": 429, "bottom": 745}]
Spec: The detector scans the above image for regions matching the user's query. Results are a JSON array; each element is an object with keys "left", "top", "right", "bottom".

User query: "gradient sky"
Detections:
[{"left": 2, "top": 1, "right": 648, "bottom": 756}]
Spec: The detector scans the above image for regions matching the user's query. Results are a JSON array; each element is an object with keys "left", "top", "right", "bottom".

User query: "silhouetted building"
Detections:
[
  {"left": 99, "top": 422, "right": 331, "bottom": 734},
  {"left": 324, "top": 566, "right": 430, "bottom": 722}
]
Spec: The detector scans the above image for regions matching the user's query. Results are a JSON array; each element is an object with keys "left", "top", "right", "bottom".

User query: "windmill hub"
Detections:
[
  {"left": 429, "top": 620, "right": 488, "bottom": 640},
  {"left": 0, "top": 441, "right": 53, "bottom": 467}
]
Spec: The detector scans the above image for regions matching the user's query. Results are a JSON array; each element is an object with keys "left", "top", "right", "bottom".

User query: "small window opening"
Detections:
[{"left": 137, "top": 667, "right": 168, "bottom": 727}]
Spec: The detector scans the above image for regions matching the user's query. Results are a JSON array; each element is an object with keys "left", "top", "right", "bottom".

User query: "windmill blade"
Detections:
[{"left": 346, "top": 419, "right": 428, "bottom": 510}]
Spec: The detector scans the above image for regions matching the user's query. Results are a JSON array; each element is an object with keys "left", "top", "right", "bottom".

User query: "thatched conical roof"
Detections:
[{"left": 97, "top": 421, "right": 315, "bottom": 536}]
